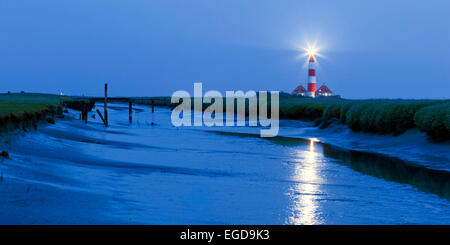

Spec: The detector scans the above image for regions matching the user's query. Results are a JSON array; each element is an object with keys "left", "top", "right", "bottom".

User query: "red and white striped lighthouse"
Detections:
[{"left": 306, "top": 55, "right": 317, "bottom": 97}]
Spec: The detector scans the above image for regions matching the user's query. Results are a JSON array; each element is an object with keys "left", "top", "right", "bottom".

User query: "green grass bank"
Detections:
[
  {"left": 0, "top": 93, "right": 86, "bottom": 131},
  {"left": 279, "top": 97, "right": 449, "bottom": 141}
]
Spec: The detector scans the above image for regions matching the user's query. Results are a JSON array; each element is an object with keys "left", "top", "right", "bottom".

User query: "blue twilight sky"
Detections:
[{"left": 0, "top": 0, "right": 449, "bottom": 99}]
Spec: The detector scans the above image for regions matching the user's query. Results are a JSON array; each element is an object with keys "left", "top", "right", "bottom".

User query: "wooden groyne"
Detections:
[
  {"left": 129, "top": 100, "right": 133, "bottom": 123},
  {"left": 68, "top": 89, "right": 173, "bottom": 126},
  {"left": 104, "top": 83, "right": 108, "bottom": 127}
]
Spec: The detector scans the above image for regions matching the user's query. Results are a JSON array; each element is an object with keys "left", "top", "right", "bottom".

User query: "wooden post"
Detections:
[
  {"left": 81, "top": 102, "right": 86, "bottom": 122},
  {"left": 81, "top": 103, "right": 84, "bottom": 121},
  {"left": 96, "top": 109, "right": 107, "bottom": 126},
  {"left": 83, "top": 103, "right": 88, "bottom": 124},
  {"left": 152, "top": 99, "right": 154, "bottom": 113},
  {"left": 104, "top": 83, "right": 108, "bottom": 127},
  {"left": 129, "top": 100, "right": 132, "bottom": 123}
]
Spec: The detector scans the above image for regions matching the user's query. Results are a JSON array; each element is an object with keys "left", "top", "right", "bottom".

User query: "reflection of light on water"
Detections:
[{"left": 288, "top": 139, "right": 322, "bottom": 225}]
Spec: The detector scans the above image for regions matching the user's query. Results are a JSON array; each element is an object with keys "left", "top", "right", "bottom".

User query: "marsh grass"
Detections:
[
  {"left": 280, "top": 97, "right": 449, "bottom": 140},
  {"left": 0, "top": 93, "right": 81, "bottom": 131},
  {"left": 0, "top": 93, "right": 72, "bottom": 115},
  {"left": 414, "top": 102, "right": 450, "bottom": 141}
]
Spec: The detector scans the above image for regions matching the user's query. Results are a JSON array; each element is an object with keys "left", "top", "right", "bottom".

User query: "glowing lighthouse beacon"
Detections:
[
  {"left": 306, "top": 54, "right": 317, "bottom": 97},
  {"left": 291, "top": 46, "right": 338, "bottom": 98}
]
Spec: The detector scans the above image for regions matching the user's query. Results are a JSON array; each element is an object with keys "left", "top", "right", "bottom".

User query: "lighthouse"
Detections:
[
  {"left": 291, "top": 46, "right": 339, "bottom": 98},
  {"left": 306, "top": 55, "right": 317, "bottom": 97}
]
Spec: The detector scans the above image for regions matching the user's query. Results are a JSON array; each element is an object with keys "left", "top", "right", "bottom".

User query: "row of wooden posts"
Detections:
[{"left": 80, "top": 83, "right": 155, "bottom": 126}]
